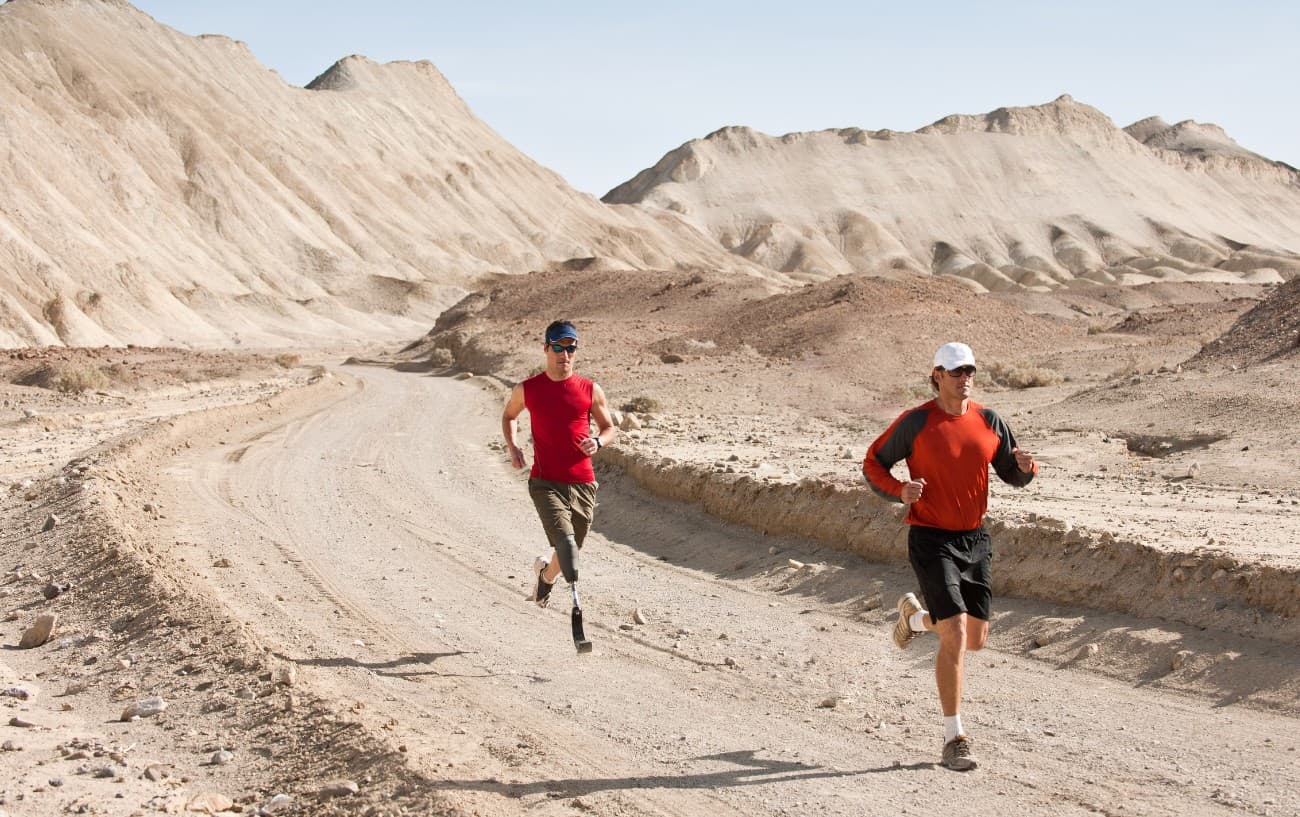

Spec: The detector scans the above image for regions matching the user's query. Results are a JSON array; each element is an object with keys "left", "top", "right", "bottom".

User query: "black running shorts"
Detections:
[{"left": 907, "top": 525, "right": 992, "bottom": 622}]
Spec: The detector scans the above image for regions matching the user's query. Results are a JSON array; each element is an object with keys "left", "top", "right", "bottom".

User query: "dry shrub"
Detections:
[
  {"left": 14, "top": 362, "right": 111, "bottom": 394},
  {"left": 427, "top": 348, "right": 455, "bottom": 368},
  {"left": 983, "top": 361, "right": 1064, "bottom": 389},
  {"left": 275, "top": 353, "right": 301, "bottom": 369},
  {"left": 621, "top": 396, "right": 662, "bottom": 414},
  {"left": 102, "top": 362, "right": 141, "bottom": 388}
]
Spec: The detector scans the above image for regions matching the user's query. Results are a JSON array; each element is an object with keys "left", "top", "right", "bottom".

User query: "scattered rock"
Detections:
[
  {"left": 41, "top": 514, "right": 60, "bottom": 532},
  {"left": 1, "top": 687, "right": 32, "bottom": 701},
  {"left": 210, "top": 749, "right": 235, "bottom": 765},
  {"left": 120, "top": 696, "right": 168, "bottom": 721},
  {"left": 260, "top": 794, "right": 293, "bottom": 815},
  {"left": 273, "top": 665, "right": 297, "bottom": 687},
  {"left": 19, "top": 613, "right": 58, "bottom": 648},
  {"left": 145, "top": 764, "right": 170, "bottom": 782},
  {"left": 317, "top": 780, "right": 360, "bottom": 799},
  {"left": 818, "top": 695, "right": 839, "bottom": 709},
  {"left": 632, "top": 608, "right": 648, "bottom": 625},
  {"left": 1172, "top": 650, "right": 1195, "bottom": 671},
  {"left": 8, "top": 716, "right": 36, "bottom": 728},
  {"left": 41, "top": 582, "right": 72, "bottom": 600},
  {"left": 187, "top": 791, "right": 234, "bottom": 813},
  {"left": 723, "top": 656, "right": 738, "bottom": 668},
  {"left": 62, "top": 681, "right": 89, "bottom": 696},
  {"left": 786, "top": 559, "right": 805, "bottom": 570},
  {"left": 1076, "top": 643, "right": 1100, "bottom": 660},
  {"left": 619, "top": 413, "right": 642, "bottom": 431}
]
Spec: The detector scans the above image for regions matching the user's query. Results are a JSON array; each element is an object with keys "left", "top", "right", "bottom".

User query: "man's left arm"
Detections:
[
  {"left": 579, "top": 383, "right": 617, "bottom": 457},
  {"left": 981, "top": 408, "right": 1037, "bottom": 487}
]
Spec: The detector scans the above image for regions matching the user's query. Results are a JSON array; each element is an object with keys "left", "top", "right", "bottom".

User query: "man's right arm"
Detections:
[
  {"left": 501, "top": 384, "right": 527, "bottom": 469},
  {"left": 862, "top": 408, "right": 927, "bottom": 502}
]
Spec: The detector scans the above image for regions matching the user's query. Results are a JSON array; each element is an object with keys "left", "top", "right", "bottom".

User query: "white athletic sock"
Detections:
[
  {"left": 944, "top": 715, "right": 964, "bottom": 744},
  {"left": 909, "top": 610, "right": 928, "bottom": 633}
]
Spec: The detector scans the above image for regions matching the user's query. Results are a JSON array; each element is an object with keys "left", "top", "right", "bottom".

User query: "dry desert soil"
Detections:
[{"left": 2, "top": 272, "right": 1298, "bottom": 817}]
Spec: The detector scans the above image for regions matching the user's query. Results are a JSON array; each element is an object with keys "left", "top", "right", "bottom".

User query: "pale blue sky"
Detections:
[{"left": 132, "top": 1, "right": 1299, "bottom": 197}]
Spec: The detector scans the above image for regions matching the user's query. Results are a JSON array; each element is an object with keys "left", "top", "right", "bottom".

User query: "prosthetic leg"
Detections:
[{"left": 555, "top": 534, "right": 592, "bottom": 653}]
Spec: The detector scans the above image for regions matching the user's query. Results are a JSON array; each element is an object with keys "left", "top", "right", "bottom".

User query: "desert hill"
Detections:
[
  {"left": 3, "top": 1, "right": 1297, "bottom": 354},
  {"left": 604, "top": 95, "right": 1300, "bottom": 289},
  {"left": 1190, "top": 276, "right": 1300, "bottom": 368},
  {"left": 0, "top": 0, "right": 755, "bottom": 348}
]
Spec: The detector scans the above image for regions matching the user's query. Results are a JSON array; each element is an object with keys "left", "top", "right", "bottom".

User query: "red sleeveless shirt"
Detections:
[{"left": 523, "top": 372, "right": 595, "bottom": 483}]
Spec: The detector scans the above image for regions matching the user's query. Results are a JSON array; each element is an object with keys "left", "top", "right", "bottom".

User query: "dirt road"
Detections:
[{"left": 161, "top": 367, "right": 1298, "bottom": 817}]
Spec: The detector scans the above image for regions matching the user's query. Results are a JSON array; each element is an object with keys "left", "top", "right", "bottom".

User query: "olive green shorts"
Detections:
[{"left": 527, "top": 478, "right": 598, "bottom": 550}]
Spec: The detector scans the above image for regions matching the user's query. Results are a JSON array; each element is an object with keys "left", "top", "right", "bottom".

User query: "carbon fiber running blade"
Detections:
[{"left": 572, "top": 605, "right": 592, "bottom": 653}]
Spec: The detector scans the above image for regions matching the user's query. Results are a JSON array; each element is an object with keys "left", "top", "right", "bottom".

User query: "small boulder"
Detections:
[
  {"left": 187, "top": 791, "right": 234, "bottom": 813},
  {"left": 120, "top": 696, "right": 168, "bottom": 721},
  {"left": 317, "top": 780, "right": 360, "bottom": 799},
  {"left": 18, "top": 613, "right": 57, "bottom": 648}
]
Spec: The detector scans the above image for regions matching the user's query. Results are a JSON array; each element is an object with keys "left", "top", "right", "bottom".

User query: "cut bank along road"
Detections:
[{"left": 162, "top": 366, "right": 1298, "bottom": 817}]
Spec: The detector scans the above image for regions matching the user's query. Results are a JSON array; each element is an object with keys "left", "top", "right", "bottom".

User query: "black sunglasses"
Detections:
[
  {"left": 549, "top": 343, "right": 578, "bottom": 354},
  {"left": 944, "top": 365, "right": 976, "bottom": 378}
]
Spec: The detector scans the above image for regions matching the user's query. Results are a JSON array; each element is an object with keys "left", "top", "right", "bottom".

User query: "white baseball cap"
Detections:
[{"left": 933, "top": 342, "right": 976, "bottom": 370}]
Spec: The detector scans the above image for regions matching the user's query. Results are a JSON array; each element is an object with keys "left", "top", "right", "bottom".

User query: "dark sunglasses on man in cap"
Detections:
[
  {"left": 549, "top": 343, "right": 578, "bottom": 355},
  {"left": 943, "top": 365, "right": 976, "bottom": 378}
]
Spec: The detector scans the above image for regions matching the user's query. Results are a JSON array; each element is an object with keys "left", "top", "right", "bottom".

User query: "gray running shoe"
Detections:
[
  {"left": 893, "top": 592, "right": 923, "bottom": 649},
  {"left": 942, "top": 735, "right": 978, "bottom": 771},
  {"left": 529, "top": 556, "right": 554, "bottom": 608}
]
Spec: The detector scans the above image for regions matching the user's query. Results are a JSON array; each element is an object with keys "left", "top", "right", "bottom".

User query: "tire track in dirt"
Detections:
[
  {"left": 161, "top": 366, "right": 1300, "bottom": 817},
  {"left": 167, "top": 370, "right": 756, "bottom": 817}
]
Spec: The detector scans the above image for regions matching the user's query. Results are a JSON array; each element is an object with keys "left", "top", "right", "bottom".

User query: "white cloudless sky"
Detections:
[{"left": 131, "top": 0, "right": 1300, "bottom": 197}]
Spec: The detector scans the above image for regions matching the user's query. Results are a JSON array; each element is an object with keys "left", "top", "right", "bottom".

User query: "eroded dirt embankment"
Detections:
[
  {"left": 599, "top": 445, "right": 1300, "bottom": 646},
  {"left": 3, "top": 376, "right": 462, "bottom": 816}
]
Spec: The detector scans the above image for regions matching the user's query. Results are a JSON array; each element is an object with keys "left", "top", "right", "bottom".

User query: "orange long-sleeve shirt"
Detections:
[{"left": 862, "top": 399, "right": 1036, "bottom": 531}]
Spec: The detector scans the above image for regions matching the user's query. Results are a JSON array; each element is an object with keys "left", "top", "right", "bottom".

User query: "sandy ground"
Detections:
[{"left": 3, "top": 348, "right": 1296, "bottom": 816}]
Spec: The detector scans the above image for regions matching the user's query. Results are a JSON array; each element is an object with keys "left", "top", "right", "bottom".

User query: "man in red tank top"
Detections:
[
  {"left": 862, "top": 342, "right": 1037, "bottom": 772},
  {"left": 501, "top": 321, "right": 616, "bottom": 609}
]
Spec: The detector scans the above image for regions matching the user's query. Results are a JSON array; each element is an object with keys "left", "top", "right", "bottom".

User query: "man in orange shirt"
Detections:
[{"left": 863, "top": 342, "right": 1037, "bottom": 771}]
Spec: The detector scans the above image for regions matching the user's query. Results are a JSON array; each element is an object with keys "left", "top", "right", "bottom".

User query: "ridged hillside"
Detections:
[
  {"left": 0, "top": 0, "right": 753, "bottom": 347},
  {"left": 604, "top": 95, "right": 1300, "bottom": 290}
]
